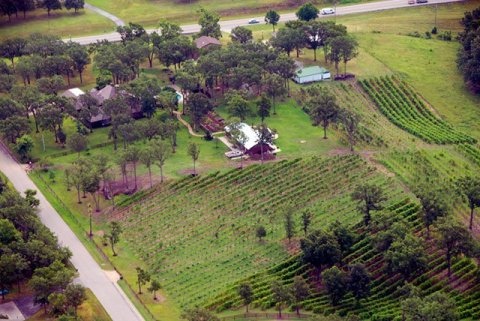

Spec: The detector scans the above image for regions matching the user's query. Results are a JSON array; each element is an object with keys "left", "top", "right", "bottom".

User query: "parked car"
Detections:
[
  {"left": 408, "top": 0, "right": 415, "bottom": 4},
  {"left": 416, "top": 0, "right": 428, "bottom": 3},
  {"left": 248, "top": 18, "right": 260, "bottom": 24},
  {"left": 320, "top": 8, "right": 335, "bottom": 15}
]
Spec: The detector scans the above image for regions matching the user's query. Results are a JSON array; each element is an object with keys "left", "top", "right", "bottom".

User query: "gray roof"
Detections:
[
  {"left": 90, "top": 85, "right": 116, "bottom": 104},
  {"left": 195, "top": 36, "right": 222, "bottom": 49}
]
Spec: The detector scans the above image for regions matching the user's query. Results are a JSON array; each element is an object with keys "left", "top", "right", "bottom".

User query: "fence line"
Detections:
[
  {"left": 220, "top": 312, "right": 312, "bottom": 320},
  {"left": 34, "top": 172, "right": 158, "bottom": 321}
]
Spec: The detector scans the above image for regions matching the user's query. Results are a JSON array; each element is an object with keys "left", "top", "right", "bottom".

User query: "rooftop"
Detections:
[
  {"left": 195, "top": 36, "right": 222, "bottom": 49},
  {"left": 296, "top": 66, "right": 329, "bottom": 77}
]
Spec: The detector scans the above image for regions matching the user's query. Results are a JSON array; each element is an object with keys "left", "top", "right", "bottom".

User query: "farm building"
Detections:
[
  {"left": 224, "top": 122, "right": 278, "bottom": 158},
  {"left": 293, "top": 66, "right": 331, "bottom": 84},
  {"left": 195, "top": 36, "right": 222, "bottom": 50}
]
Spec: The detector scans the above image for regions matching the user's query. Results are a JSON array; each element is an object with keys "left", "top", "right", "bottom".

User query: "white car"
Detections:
[
  {"left": 248, "top": 18, "right": 260, "bottom": 24},
  {"left": 320, "top": 8, "right": 335, "bottom": 15}
]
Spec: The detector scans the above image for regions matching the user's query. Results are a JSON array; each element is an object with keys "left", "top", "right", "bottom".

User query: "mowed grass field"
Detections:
[{"left": 0, "top": 8, "right": 115, "bottom": 40}]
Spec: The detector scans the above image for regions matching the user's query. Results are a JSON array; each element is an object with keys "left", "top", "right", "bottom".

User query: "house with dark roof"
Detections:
[{"left": 194, "top": 36, "right": 222, "bottom": 50}]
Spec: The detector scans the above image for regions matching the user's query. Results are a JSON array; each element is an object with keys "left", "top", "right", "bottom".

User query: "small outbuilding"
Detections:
[
  {"left": 194, "top": 36, "right": 222, "bottom": 50},
  {"left": 293, "top": 66, "right": 331, "bottom": 84}
]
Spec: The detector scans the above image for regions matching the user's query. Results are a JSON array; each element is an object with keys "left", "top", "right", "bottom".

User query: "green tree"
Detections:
[
  {"left": 300, "top": 230, "right": 341, "bottom": 278},
  {"left": 263, "top": 73, "right": 286, "bottom": 115},
  {"left": 181, "top": 307, "right": 219, "bottom": 321},
  {"left": 418, "top": 189, "right": 449, "bottom": 238},
  {"left": 456, "top": 176, "right": 480, "bottom": 230},
  {"left": 291, "top": 276, "right": 310, "bottom": 315},
  {"left": 0, "top": 252, "right": 28, "bottom": 299},
  {"left": 148, "top": 279, "right": 162, "bottom": 300},
  {"left": 271, "top": 28, "right": 297, "bottom": 57},
  {"left": 296, "top": 3, "right": 319, "bottom": 21},
  {"left": 351, "top": 183, "right": 386, "bottom": 226},
  {"left": 66, "top": 42, "right": 90, "bottom": 83},
  {"left": 0, "top": 38, "right": 26, "bottom": 68},
  {"left": 330, "top": 220, "right": 356, "bottom": 254},
  {"left": 327, "top": 35, "right": 359, "bottom": 74},
  {"left": 284, "top": 209, "right": 295, "bottom": 242},
  {"left": 303, "top": 86, "right": 339, "bottom": 139},
  {"left": 37, "top": 0, "right": 62, "bottom": 16},
  {"left": 189, "top": 93, "right": 211, "bottom": 132},
  {"left": 13, "top": 0, "right": 35, "bottom": 18},
  {"left": 67, "top": 132, "right": 88, "bottom": 157},
  {"left": 25, "top": 189, "right": 40, "bottom": 208},
  {"left": 339, "top": 109, "right": 360, "bottom": 152},
  {"left": 231, "top": 26, "right": 253, "bottom": 44},
  {"left": 29, "top": 260, "right": 74, "bottom": 312},
  {"left": 385, "top": 234, "right": 427, "bottom": 278},
  {"left": 238, "top": 283, "right": 253, "bottom": 312},
  {"left": 301, "top": 209, "right": 312, "bottom": 236},
  {"left": 226, "top": 92, "right": 250, "bottom": 121},
  {"left": 64, "top": 283, "right": 86, "bottom": 317},
  {"left": 348, "top": 264, "right": 370, "bottom": 304},
  {"left": 271, "top": 280, "right": 291, "bottom": 319},
  {"left": 64, "top": 0, "right": 84, "bottom": 13},
  {"left": 256, "top": 225, "right": 267, "bottom": 241},
  {"left": 140, "top": 146, "right": 155, "bottom": 188},
  {"left": 15, "top": 134, "right": 34, "bottom": 161},
  {"left": 151, "top": 139, "right": 170, "bottom": 183},
  {"left": 126, "top": 145, "right": 141, "bottom": 190},
  {"left": 83, "top": 170, "right": 101, "bottom": 212},
  {"left": 265, "top": 10, "right": 280, "bottom": 32},
  {"left": 107, "top": 221, "right": 122, "bottom": 256},
  {"left": 435, "top": 217, "right": 474, "bottom": 278},
  {"left": 256, "top": 94, "right": 271, "bottom": 123},
  {"left": 322, "top": 266, "right": 348, "bottom": 305},
  {"left": 187, "top": 142, "right": 200, "bottom": 176},
  {"left": 37, "top": 75, "right": 65, "bottom": 96},
  {"left": 135, "top": 267, "right": 150, "bottom": 294},
  {"left": 401, "top": 292, "right": 459, "bottom": 321},
  {"left": 197, "top": 8, "right": 222, "bottom": 39}
]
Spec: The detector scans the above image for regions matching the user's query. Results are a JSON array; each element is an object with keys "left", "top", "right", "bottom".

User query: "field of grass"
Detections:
[{"left": 0, "top": 8, "right": 115, "bottom": 41}]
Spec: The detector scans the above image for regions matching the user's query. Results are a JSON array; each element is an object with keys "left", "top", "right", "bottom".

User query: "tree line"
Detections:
[
  {"left": 0, "top": 175, "right": 86, "bottom": 319},
  {"left": 457, "top": 7, "right": 480, "bottom": 94},
  {"left": 1, "top": 0, "right": 85, "bottom": 21}
]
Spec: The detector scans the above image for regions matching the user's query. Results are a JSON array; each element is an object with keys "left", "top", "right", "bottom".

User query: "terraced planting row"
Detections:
[
  {"left": 331, "top": 82, "right": 414, "bottom": 147},
  {"left": 111, "top": 155, "right": 406, "bottom": 309},
  {"left": 458, "top": 144, "right": 480, "bottom": 166},
  {"left": 208, "top": 199, "right": 480, "bottom": 320},
  {"left": 360, "top": 76, "right": 476, "bottom": 144}
]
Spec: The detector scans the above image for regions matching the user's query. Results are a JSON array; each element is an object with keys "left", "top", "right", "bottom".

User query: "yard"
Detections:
[{"left": 0, "top": 8, "right": 115, "bottom": 41}]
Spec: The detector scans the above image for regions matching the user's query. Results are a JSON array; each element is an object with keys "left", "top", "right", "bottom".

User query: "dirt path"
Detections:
[
  {"left": 84, "top": 3, "right": 125, "bottom": 26},
  {"left": 173, "top": 111, "right": 204, "bottom": 137}
]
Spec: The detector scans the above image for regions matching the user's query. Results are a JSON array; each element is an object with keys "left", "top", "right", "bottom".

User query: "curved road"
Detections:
[
  {"left": 84, "top": 3, "right": 125, "bottom": 26},
  {"left": 0, "top": 143, "right": 144, "bottom": 321},
  {"left": 71, "top": 0, "right": 462, "bottom": 45}
]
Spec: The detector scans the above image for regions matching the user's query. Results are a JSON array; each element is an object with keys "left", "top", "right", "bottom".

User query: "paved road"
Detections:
[
  {"left": 70, "top": 0, "right": 462, "bottom": 45},
  {"left": 0, "top": 143, "right": 144, "bottom": 321},
  {"left": 84, "top": 3, "right": 125, "bottom": 26}
]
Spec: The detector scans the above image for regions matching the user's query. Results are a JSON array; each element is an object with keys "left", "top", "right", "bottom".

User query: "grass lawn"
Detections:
[{"left": 0, "top": 8, "right": 115, "bottom": 41}]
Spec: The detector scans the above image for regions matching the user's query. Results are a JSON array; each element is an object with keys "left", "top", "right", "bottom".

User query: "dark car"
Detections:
[{"left": 416, "top": 0, "right": 428, "bottom": 3}]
